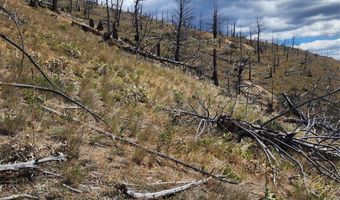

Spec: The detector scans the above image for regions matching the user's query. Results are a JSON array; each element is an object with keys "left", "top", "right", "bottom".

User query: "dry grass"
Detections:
[{"left": 0, "top": 0, "right": 338, "bottom": 199}]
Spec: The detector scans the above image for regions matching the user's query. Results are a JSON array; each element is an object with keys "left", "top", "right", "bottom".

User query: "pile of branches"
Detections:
[{"left": 165, "top": 91, "right": 340, "bottom": 184}]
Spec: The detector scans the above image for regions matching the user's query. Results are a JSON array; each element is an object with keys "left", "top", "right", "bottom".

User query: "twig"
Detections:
[{"left": 62, "top": 184, "right": 83, "bottom": 193}]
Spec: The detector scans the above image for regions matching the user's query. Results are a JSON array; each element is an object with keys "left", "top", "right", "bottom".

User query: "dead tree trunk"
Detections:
[
  {"left": 134, "top": 0, "right": 142, "bottom": 48},
  {"left": 248, "top": 61, "right": 252, "bottom": 81},
  {"left": 212, "top": 48, "right": 219, "bottom": 86},
  {"left": 256, "top": 17, "right": 264, "bottom": 63},
  {"left": 174, "top": 0, "right": 192, "bottom": 62},
  {"left": 106, "top": 0, "right": 111, "bottom": 33},
  {"left": 52, "top": 0, "right": 58, "bottom": 11},
  {"left": 211, "top": 4, "right": 219, "bottom": 86},
  {"left": 69, "top": 0, "right": 72, "bottom": 12}
]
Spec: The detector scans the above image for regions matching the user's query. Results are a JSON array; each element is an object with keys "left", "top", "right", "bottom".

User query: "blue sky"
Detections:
[{"left": 103, "top": 0, "right": 340, "bottom": 60}]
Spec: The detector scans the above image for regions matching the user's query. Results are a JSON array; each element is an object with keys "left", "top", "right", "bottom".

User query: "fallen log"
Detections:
[
  {"left": 122, "top": 178, "right": 210, "bottom": 199},
  {"left": 71, "top": 20, "right": 102, "bottom": 36},
  {"left": 0, "top": 154, "right": 66, "bottom": 172}
]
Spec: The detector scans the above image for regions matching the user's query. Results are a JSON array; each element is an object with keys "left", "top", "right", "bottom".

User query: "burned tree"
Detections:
[
  {"left": 249, "top": 21, "right": 253, "bottom": 47},
  {"left": 211, "top": 3, "right": 221, "bottom": 87},
  {"left": 134, "top": 0, "right": 143, "bottom": 48},
  {"left": 232, "top": 20, "right": 236, "bottom": 37},
  {"left": 256, "top": 17, "right": 265, "bottom": 63},
  {"left": 173, "top": 0, "right": 193, "bottom": 61},
  {"left": 84, "top": 0, "right": 94, "bottom": 19},
  {"left": 97, "top": 20, "right": 104, "bottom": 31},
  {"left": 52, "top": 0, "right": 58, "bottom": 12},
  {"left": 29, "top": 0, "right": 37, "bottom": 7},
  {"left": 106, "top": 0, "right": 111, "bottom": 33},
  {"left": 114, "top": 0, "right": 124, "bottom": 27},
  {"left": 112, "top": 22, "right": 119, "bottom": 39},
  {"left": 89, "top": 18, "right": 95, "bottom": 28},
  {"left": 69, "top": 0, "right": 73, "bottom": 12}
]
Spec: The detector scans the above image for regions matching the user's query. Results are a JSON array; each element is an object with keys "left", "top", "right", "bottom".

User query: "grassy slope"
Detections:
[
  {"left": 0, "top": 1, "right": 338, "bottom": 199},
  {"left": 69, "top": 1, "right": 339, "bottom": 100}
]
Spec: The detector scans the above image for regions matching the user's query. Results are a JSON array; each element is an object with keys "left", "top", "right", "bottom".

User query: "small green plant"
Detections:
[
  {"left": 263, "top": 188, "right": 276, "bottom": 200},
  {"left": 173, "top": 90, "right": 184, "bottom": 106},
  {"left": 58, "top": 42, "right": 81, "bottom": 58},
  {"left": 222, "top": 165, "right": 241, "bottom": 181}
]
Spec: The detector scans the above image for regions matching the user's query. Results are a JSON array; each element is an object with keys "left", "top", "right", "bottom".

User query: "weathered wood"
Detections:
[
  {"left": 62, "top": 184, "right": 83, "bottom": 193},
  {"left": 71, "top": 20, "right": 102, "bottom": 36},
  {"left": 0, "top": 194, "right": 39, "bottom": 200},
  {"left": 123, "top": 178, "right": 210, "bottom": 199},
  {"left": 283, "top": 92, "right": 306, "bottom": 120},
  {"left": 0, "top": 154, "right": 66, "bottom": 172}
]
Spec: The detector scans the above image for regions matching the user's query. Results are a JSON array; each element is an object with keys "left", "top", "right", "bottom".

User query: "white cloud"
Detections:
[
  {"left": 262, "top": 19, "right": 340, "bottom": 40},
  {"left": 298, "top": 39, "right": 340, "bottom": 60}
]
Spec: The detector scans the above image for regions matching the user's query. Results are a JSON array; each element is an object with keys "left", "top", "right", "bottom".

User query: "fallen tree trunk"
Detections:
[
  {"left": 123, "top": 178, "right": 210, "bottom": 199},
  {"left": 0, "top": 154, "right": 66, "bottom": 172},
  {"left": 71, "top": 20, "right": 102, "bottom": 36}
]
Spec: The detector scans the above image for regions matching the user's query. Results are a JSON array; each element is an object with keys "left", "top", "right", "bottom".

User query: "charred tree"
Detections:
[
  {"left": 69, "top": 0, "right": 73, "bottom": 12},
  {"left": 97, "top": 20, "right": 104, "bottom": 31},
  {"left": 52, "top": 0, "right": 58, "bottom": 12},
  {"left": 256, "top": 17, "right": 265, "bottom": 63},
  {"left": 211, "top": 3, "right": 220, "bottom": 86},
  {"left": 114, "top": 0, "right": 124, "bottom": 27},
  {"left": 89, "top": 18, "right": 95, "bottom": 28},
  {"left": 174, "top": 0, "right": 193, "bottom": 61},
  {"left": 106, "top": 0, "right": 111, "bottom": 33},
  {"left": 134, "top": 0, "right": 143, "bottom": 48}
]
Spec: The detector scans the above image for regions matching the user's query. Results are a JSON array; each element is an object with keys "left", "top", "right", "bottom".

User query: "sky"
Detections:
[{"left": 105, "top": 0, "right": 340, "bottom": 60}]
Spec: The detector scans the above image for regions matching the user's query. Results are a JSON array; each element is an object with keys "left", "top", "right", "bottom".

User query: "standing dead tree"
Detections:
[
  {"left": 69, "top": 0, "right": 73, "bottom": 12},
  {"left": 173, "top": 0, "right": 193, "bottom": 61},
  {"left": 106, "top": 0, "right": 111, "bottom": 33},
  {"left": 52, "top": 0, "right": 58, "bottom": 12},
  {"left": 133, "top": 0, "right": 143, "bottom": 49},
  {"left": 256, "top": 17, "right": 265, "bottom": 63},
  {"left": 113, "top": 0, "right": 124, "bottom": 27},
  {"left": 211, "top": 3, "right": 220, "bottom": 87}
]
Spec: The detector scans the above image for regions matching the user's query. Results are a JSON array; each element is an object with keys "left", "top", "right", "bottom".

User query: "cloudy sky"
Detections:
[{"left": 107, "top": 0, "right": 340, "bottom": 60}]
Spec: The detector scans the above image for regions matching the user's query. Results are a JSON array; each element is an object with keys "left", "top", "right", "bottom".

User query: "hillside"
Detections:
[{"left": 0, "top": 0, "right": 339, "bottom": 199}]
